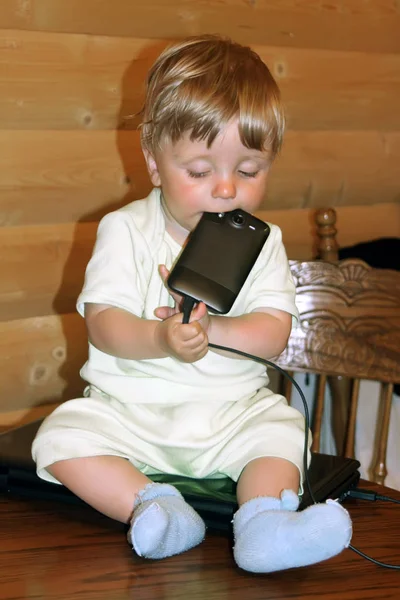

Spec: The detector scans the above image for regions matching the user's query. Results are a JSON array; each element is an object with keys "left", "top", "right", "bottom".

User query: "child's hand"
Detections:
[
  {"left": 155, "top": 265, "right": 211, "bottom": 334},
  {"left": 154, "top": 265, "right": 211, "bottom": 362},
  {"left": 155, "top": 311, "right": 209, "bottom": 363}
]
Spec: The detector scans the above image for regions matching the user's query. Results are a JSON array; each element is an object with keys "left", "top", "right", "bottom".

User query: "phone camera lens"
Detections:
[{"left": 232, "top": 213, "right": 245, "bottom": 226}]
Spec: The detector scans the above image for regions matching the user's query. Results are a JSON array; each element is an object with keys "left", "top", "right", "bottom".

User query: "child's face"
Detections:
[{"left": 143, "top": 120, "right": 271, "bottom": 243}]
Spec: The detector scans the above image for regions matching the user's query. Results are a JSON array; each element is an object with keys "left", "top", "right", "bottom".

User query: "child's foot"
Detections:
[
  {"left": 128, "top": 483, "right": 206, "bottom": 559},
  {"left": 233, "top": 490, "right": 352, "bottom": 573}
]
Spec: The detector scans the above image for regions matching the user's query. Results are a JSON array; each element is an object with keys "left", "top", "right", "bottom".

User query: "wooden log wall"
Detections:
[{"left": 0, "top": 1, "right": 399, "bottom": 428}]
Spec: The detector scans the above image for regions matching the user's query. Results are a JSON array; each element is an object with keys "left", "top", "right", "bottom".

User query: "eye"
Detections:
[
  {"left": 238, "top": 170, "right": 259, "bottom": 178},
  {"left": 187, "top": 170, "right": 209, "bottom": 178}
]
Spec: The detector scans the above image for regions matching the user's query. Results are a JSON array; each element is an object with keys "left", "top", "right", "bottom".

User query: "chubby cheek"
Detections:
[
  {"left": 250, "top": 188, "right": 267, "bottom": 211},
  {"left": 168, "top": 180, "right": 205, "bottom": 209},
  {"left": 244, "top": 179, "right": 269, "bottom": 211}
]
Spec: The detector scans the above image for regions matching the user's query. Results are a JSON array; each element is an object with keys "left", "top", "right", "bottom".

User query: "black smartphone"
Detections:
[{"left": 167, "top": 209, "right": 270, "bottom": 314}]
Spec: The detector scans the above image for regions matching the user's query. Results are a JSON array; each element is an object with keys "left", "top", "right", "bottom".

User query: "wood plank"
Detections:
[
  {"left": 0, "top": 130, "right": 151, "bottom": 225},
  {"left": 1, "top": 29, "right": 400, "bottom": 131},
  {"left": 260, "top": 202, "right": 400, "bottom": 260},
  {"left": 0, "top": 30, "right": 160, "bottom": 130},
  {"left": 0, "top": 221, "right": 97, "bottom": 320},
  {"left": 1, "top": 0, "right": 400, "bottom": 53},
  {"left": 1, "top": 203, "right": 399, "bottom": 323},
  {"left": 266, "top": 45, "right": 400, "bottom": 131},
  {"left": 0, "top": 129, "right": 391, "bottom": 222},
  {"left": 3, "top": 129, "right": 399, "bottom": 225},
  {"left": 0, "top": 313, "right": 87, "bottom": 411},
  {"left": 270, "top": 130, "right": 400, "bottom": 209}
]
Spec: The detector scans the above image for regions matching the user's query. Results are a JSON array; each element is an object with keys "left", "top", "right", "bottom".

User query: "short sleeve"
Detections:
[
  {"left": 76, "top": 211, "right": 148, "bottom": 318},
  {"left": 243, "top": 224, "right": 299, "bottom": 321}
]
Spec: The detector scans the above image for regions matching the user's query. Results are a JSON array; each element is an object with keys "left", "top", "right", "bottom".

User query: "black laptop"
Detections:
[{"left": 0, "top": 419, "right": 360, "bottom": 532}]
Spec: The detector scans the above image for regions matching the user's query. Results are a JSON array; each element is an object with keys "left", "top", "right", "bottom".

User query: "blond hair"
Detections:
[{"left": 140, "top": 35, "right": 284, "bottom": 160}]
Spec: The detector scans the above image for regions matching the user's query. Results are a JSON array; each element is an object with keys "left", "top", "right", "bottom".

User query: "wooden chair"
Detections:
[{"left": 277, "top": 209, "right": 400, "bottom": 485}]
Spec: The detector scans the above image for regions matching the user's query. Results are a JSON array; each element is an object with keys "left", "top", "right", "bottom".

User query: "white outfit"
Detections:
[{"left": 32, "top": 189, "right": 306, "bottom": 484}]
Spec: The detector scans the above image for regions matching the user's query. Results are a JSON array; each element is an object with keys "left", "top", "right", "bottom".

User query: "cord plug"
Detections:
[
  {"left": 346, "top": 489, "right": 378, "bottom": 501},
  {"left": 182, "top": 296, "right": 197, "bottom": 324}
]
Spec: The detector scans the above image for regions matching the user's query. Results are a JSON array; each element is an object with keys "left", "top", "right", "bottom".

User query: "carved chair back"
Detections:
[{"left": 276, "top": 209, "right": 400, "bottom": 485}]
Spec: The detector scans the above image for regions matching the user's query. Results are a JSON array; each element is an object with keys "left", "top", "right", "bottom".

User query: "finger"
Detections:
[
  {"left": 183, "top": 337, "right": 209, "bottom": 362},
  {"left": 189, "top": 301, "right": 207, "bottom": 322},
  {"left": 185, "top": 331, "right": 207, "bottom": 349},
  {"left": 154, "top": 306, "right": 176, "bottom": 320},
  {"left": 196, "top": 344, "right": 209, "bottom": 360},
  {"left": 193, "top": 335, "right": 209, "bottom": 355},
  {"left": 158, "top": 264, "right": 170, "bottom": 283},
  {"left": 181, "top": 331, "right": 209, "bottom": 354},
  {"left": 180, "top": 321, "right": 204, "bottom": 341},
  {"left": 166, "top": 317, "right": 208, "bottom": 354}
]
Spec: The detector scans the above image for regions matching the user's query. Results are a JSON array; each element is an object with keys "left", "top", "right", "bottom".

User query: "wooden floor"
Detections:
[{"left": 1, "top": 481, "right": 400, "bottom": 599}]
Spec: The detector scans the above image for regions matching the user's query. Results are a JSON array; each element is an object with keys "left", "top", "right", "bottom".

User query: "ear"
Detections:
[{"left": 142, "top": 148, "right": 162, "bottom": 187}]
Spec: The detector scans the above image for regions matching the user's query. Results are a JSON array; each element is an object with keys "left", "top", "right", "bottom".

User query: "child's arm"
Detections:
[
  {"left": 208, "top": 308, "right": 292, "bottom": 360},
  {"left": 84, "top": 302, "right": 208, "bottom": 363},
  {"left": 156, "top": 265, "right": 293, "bottom": 361}
]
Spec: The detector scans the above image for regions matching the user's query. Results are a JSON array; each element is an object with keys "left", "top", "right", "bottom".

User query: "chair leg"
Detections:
[
  {"left": 371, "top": 383, "right": 393, "bottom": 485},
  {"left": 327, "top": 375, "right": 352, "bottom": 456},
  {"left": 311, "top": 375, "right": 326, "bottom": 453},
  {"left": 344, "top": 379, "right": 360, "bottom": 459}
]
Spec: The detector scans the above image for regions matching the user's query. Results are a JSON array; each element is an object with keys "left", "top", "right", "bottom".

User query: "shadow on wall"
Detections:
[{"left": 52, "top": 40, "right": 169, "bottom": 403}]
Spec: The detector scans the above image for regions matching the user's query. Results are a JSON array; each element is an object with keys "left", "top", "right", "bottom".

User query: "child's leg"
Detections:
[
  {"left": 236, "top": 456, "right": 300, "bottom": 506},
  {"left": 233, "top": 456, "right": 352, "bottom": 573},
  {"left": 49, "top": 455, "right": 151, "bottom": 522},
  {"left": 49, "top": 457, "right": 205, "bottom": 559}
]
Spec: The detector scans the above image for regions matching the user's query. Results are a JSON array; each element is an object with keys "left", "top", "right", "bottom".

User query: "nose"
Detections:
[{"left": 211, "top": 176, "right": 236, "bottom": 200}]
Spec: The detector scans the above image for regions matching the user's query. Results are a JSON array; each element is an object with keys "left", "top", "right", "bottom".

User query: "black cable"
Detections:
[
  {"left": 181, "top": 295, "right": 400, "bottom": 570},
  {"left": 377, "top": 495, "right": 400, "bottom": 505},
  {"left": 346, "top": 489, "right": 400, "bottom": 505}
]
